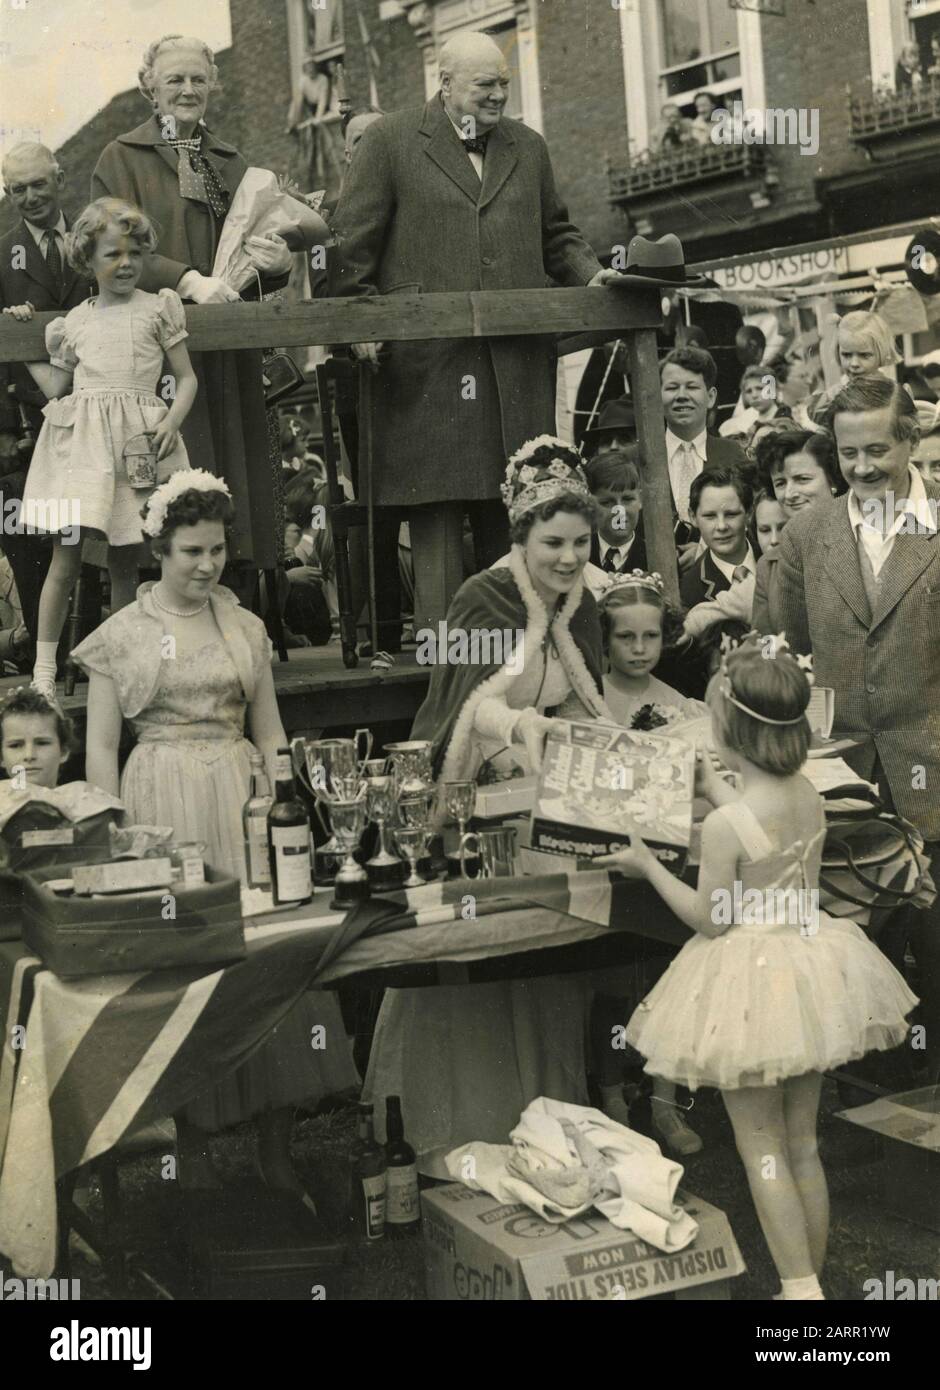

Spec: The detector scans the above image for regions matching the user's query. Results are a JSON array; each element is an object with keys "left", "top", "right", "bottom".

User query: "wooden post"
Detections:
[{"left": 628, "top": 327, "right": 680, "bottom": 606}]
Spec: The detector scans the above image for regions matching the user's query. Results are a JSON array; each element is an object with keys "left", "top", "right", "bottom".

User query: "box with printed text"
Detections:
[{"left": 421, "top": 1184, "right": 744, "bottom": 1301}]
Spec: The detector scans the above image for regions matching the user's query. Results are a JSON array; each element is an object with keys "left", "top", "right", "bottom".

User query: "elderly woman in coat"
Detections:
[{"left": 92, "top": 33, "right": 328, "bottom": 574}]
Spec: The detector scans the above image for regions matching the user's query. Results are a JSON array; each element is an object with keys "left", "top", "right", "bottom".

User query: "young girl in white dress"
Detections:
[
  {"left": 595, "top": 572, "right": 707, "bottom": 1155},
  {"left": 599, "top": 637, "right": 917, "bottom": 1300},
  {"left": 16, "top": 198, "right": 196, "bottom": 700}
]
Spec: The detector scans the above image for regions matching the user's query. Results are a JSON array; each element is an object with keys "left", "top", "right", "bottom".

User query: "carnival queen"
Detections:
[{"left": 365, "top": 438, "right": 615, "bottom": 1172}]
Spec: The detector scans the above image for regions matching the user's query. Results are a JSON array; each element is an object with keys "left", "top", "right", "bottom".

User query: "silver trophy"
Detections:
[
  {"left": 329, "top": 796, "right": 370, "bottom": 910},
  {"left": 365, "top": 775, "right": 404, "bottom": 887}
]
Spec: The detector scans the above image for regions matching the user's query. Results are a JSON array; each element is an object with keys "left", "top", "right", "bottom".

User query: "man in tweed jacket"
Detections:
[
  {"left": 772, "top": 377, "right": 940, "bottom": 1082},
  {"left": 328, "top": 31, "right": 618, "bottom": 631}
]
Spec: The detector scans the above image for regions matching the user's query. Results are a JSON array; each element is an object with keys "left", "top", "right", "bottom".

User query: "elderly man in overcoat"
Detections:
[{"left": 328, "top": 30, "right": 619, "bottom": 629}]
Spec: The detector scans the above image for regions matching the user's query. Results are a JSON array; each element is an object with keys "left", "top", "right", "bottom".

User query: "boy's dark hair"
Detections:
[
  {"left": 285, "top": 466, "right": 327, "bottom": 529},
  {"left": 765, "top": 354, "right": 798, "bottom": 387},
  {"left": 689, "top": 466, "right": 753, "bottom": 516},
  {"left": 0, "top": 688, "right": 75, "bottom": 758},
  {"left": 740, "top": 363, "right": 769, "bottom": 391},
  {"left": 660, "top": 346, "right": 717, "bottom": 390},
  {"left": 583, "top": 447, "right": 642, "bottom": 494}
]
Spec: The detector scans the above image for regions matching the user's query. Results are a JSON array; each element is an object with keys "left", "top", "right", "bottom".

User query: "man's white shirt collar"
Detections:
[
  {"left": 25, "top": 213, "right": 66, "bottom": 247},
  {"left": 847, "top": 464, "right": 938, "bottom": 540},
  {"left": 601, "top": 535, "right": 635, "bottom": 565},
  {"left": 665, "top": 426, "right": 708, "bottom": 462},
  {"left": 710, "top": 544, "right": 757, "bottom": 585}
]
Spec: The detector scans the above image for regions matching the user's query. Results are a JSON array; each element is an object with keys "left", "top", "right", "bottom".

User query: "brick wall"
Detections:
[
  {"left": 225, "top": 0, "right": 294, "bottom": 173},
  {"left": 759, "top": 0, "right": 873, "bottom": 206},
  {"left": 534, "top": 0, "right": 628, "bottom": 256}
]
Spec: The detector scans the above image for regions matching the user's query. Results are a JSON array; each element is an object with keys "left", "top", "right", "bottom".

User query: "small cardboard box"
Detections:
[
  {"left": 421, "top": 1184, "right": 744, "bottom": 1301},
  {"left": 836, "top": 1085, "right": 940, "bottom": 1233}
]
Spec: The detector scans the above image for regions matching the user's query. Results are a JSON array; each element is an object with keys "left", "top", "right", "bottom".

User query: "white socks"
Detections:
[
  {"left": 777, "top": 1275, "right": 825, "bottom": 1300},
  {"left": 32, "top": 641, "right": 58, "bottom": 689}
]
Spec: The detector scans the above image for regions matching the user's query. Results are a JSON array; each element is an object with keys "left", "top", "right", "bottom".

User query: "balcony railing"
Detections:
[
  {"left": 608, "top": 142, "right": 766, "bottom": 201},
  {"left": 849, "top": 78, "right": 940, "bottom": 143}
]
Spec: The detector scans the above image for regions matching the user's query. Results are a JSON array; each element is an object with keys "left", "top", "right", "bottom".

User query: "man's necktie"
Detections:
[
  {"left": 462, "top": 135, "right": 489, "bottom": 155},
  {"left": 672, "top": 442, "right": 699, "bottom": 523},
  {"left": 732, "top": 564, "right": 750, "bottom": 584},
  {"left": 43, "top": 230, "right": 63, "bottom": 298},
  {"left": 602, "top": 549, "right": 620, "bottom": 573}
]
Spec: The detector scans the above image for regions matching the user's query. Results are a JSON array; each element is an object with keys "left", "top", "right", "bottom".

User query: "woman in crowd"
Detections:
[
  {"left": 91, "top": 33, "right": 329, "bottom": 579},
  {"left": 913, "top": 398, "right": 940, "bottom": 484},
  {"left": 365, "top": 439, "right": 612, "bottom": 1174},
  {"left": 73, "top": 471, "right": 358, "bottom": 1202},
  {"left": 752, "top": 429, "right": 843, "bottom": 633},
  {"left": 690, "top": 90, "right": 724, "bottom": 145}
]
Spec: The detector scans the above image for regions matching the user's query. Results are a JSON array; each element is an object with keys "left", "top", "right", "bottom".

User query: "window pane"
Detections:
[
  {"left": 660, "top": 0, "right": 703, "bottom": 67},
  {"left": 711, "top": 53, "right": 742, "bottom": 85},
  {"left": 706, "top": 0, "right": 739, "bottom": 54}
]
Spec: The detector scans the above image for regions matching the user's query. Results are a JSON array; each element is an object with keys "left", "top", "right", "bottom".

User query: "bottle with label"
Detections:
[
  {"left": 350, "top": 1102, "right": 386, "bottom": 1242},
  {"left": 384, "top": 1095, "right": 420, "bottom": 1235},
  {"left": 267, "top": 747, "right": 313, "bottom": 905},
  {"left": 242, "top": 752, "right": 273, "bottom": 890}
]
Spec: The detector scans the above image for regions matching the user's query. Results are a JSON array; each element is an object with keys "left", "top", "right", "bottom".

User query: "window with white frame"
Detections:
[
  {"left": 658, "top": 0, "right": 742, "bottom": 114},
  {"left": 907, "top": 0, "right": 940, "bottom": 76}
]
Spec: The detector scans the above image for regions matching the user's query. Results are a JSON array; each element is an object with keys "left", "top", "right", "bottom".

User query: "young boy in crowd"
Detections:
[
  {"left": 677, "top": 468, "right": 755, "bottom": 695},
  {"left": 581, "top": 447, "right": 647, "bottom": 598},
  {"left": 0, "top": 686, "right": 72, "bottom": 789}
]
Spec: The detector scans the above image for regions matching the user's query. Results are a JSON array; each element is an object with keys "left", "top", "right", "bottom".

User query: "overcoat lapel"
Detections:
[
  {"left": 478, "top": 120, "right": 517, "bottom": 209},
  {"left": 823, "top": 503, "right": 872, "bottom": 627},
  {"left": 419, "top": 97, "right": 485, "bottom": 204},
  {"left": 18, "top": 222, "right": 56, "bottom": 298},
  {"left": 870, "top": 531, "right": 937, "bottom": 631}
]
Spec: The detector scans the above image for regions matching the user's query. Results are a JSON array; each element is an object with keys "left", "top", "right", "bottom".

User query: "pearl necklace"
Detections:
[{"left": 152, "top": 584, "right": 210, "bottom": 618}]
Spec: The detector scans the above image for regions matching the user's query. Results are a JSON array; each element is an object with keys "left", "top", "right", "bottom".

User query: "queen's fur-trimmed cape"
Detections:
[{"left": 411, "top": 546, "right": 610, "bottom": 781}]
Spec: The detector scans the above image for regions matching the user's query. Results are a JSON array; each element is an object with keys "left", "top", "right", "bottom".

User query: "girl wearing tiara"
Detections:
[
  {"left": 72, "top": 471, "right": 358, "bottom": 1204},
  {"left": 599, "top": 572, "right": 704, "bottom": 730},
  {"left": 598, "top": 637, "right": 917, "bottom": 1300},
  {"left": 13, "top": 197, "right": 196, "bottom": 701}
]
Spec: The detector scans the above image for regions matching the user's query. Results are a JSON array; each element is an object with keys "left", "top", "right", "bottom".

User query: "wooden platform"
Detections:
[{"left": 0, "top": 645, "right": 431, "bottom": 743}]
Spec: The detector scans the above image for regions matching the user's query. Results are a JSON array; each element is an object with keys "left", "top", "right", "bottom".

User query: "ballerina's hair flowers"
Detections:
[
  {"left": 141, "top": 469, "right": 232, "bottom": 538},
  {"left": 717, "top": 630, "right": 814, "bottom": 725}
]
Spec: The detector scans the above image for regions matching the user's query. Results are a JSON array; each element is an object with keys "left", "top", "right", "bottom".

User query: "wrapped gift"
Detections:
[
  {"left": 530, "top": 720, "right": 695, "bottom": 872},
  {"left": 21, "top": 863, "right": 245, "bottom": 977}
]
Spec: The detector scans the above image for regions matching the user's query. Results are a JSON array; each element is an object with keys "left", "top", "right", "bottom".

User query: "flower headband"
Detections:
[
  {"left": 718, "top": 631, "right": 814, "bottom": 726},
  {"left": 600, "top": 569, "right": 665, "bottom": 603},
  {"left": 500, "top": 436, "right": 590, "bottom": 524},
  {"left": 141, "top": 469, "right": 232, "bottom": 538}
]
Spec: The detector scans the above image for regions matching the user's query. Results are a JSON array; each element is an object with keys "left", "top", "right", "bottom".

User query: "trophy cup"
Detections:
[
  {"left": 394, "top": 825, "right": 432, "bottom": 889},
  {"left": 329, "top": 796, "right": 370, "bottom": 910},
  {"left": 442, "top": 779, "right": 477, "bottom": 878},
  {"left": 364, "top": 775, "right": 404, "bottom": 889},
  {"left": 291, "top": 737, "right": 358, "bottom": 881}
]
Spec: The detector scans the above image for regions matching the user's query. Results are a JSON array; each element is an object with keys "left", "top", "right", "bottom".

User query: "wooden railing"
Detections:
[
  {"left": 0, "top": 287, "right": 682, "bottom": 601},
  {"left": 609, "top": 143, "right": 765, "bottom": 201}
]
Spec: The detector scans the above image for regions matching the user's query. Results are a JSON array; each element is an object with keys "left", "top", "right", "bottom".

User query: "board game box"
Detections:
[{"left": 530, "top": 720, "right": 696, "bottom": 871}]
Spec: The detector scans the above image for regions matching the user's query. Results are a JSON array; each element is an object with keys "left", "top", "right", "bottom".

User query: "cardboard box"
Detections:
[
  {"left": 73, "top": 857, "right": 174, "bottom": 895},
  {"left": 530, "top": 720, "right": 695, "bottom": 871},
  {"left": 836, "top": 1085, "right": 940, "bottom": 1233},
  {"left": 421, "top": 1184, "right": 744, "bottom": 1301}
]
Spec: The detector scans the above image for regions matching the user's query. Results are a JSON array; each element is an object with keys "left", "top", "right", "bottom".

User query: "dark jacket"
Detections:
[
  {"left": 328, "top": 96, "right": 602, "bottom": 507},
  {"left": 589, "top": 523, "right": 649, "bottom": 576},
  {"left": 0, "top": 218, "right": 89, "bottom": 431},
  {"left": 680, "top": 548, "right": 732, "bottom": 608}
]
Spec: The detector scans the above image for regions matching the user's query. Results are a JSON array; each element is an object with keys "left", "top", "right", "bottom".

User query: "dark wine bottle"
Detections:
[
  {"left": 350, "top": 1102, "right": 386, "bottom": 1242},
  {"left": 384, "top": 1095, "right": 420, "bottom": 1235},
  {"left": 267, "top": 747, "right": 312, "bottom": 906}
]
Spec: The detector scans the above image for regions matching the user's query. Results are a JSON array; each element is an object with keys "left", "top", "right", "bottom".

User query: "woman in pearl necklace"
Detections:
[{"left": 72, "top": 470, "right": 359, "bottom": 1199}]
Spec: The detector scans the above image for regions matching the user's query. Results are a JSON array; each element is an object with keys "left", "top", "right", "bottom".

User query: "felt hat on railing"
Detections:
[{"left": 622, "top": 233, "right": 715, "bottom": 288}]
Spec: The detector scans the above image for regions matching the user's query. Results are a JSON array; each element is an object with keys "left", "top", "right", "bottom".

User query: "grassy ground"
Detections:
[{"left": 37, "top": 1080, "right": 937, "bottom": 1302}]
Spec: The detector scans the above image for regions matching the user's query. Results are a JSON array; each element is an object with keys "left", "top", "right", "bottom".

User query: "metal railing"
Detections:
[
  {"left": 609, "top": 142, "right": 765, "bottom": 201},
  {"left": 849, "top": 77, "right": 940, "bottom": 142}
]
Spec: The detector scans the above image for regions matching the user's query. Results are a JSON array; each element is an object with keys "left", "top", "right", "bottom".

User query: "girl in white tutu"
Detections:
[
  {"left": 598, "top": 636, "right": 917, "bottom": 1300},
  {"left": 16, "top": 198, "right": 196, "bottom": 701}
]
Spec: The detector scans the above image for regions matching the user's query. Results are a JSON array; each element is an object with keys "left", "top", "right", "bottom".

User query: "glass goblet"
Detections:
[
  {"left": 329, "top": 796, "right": 369, "bottom": 909},
  {"left": 443, "top": 779, "right": 476, "bottom": 840},
  {"left": 365, "top": 776, "right": 401, "bottom": 871},
  {"left": 394, "top": 826, "right": 430, "bottom": 889}
]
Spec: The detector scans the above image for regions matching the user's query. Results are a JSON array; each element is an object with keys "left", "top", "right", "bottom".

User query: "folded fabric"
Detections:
[
  {"left": 0, "top": 781, "right": 125, "bottom": 834},
  {"left": 445, "top": 1095, "right": 698, "bottom": 1252}
]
